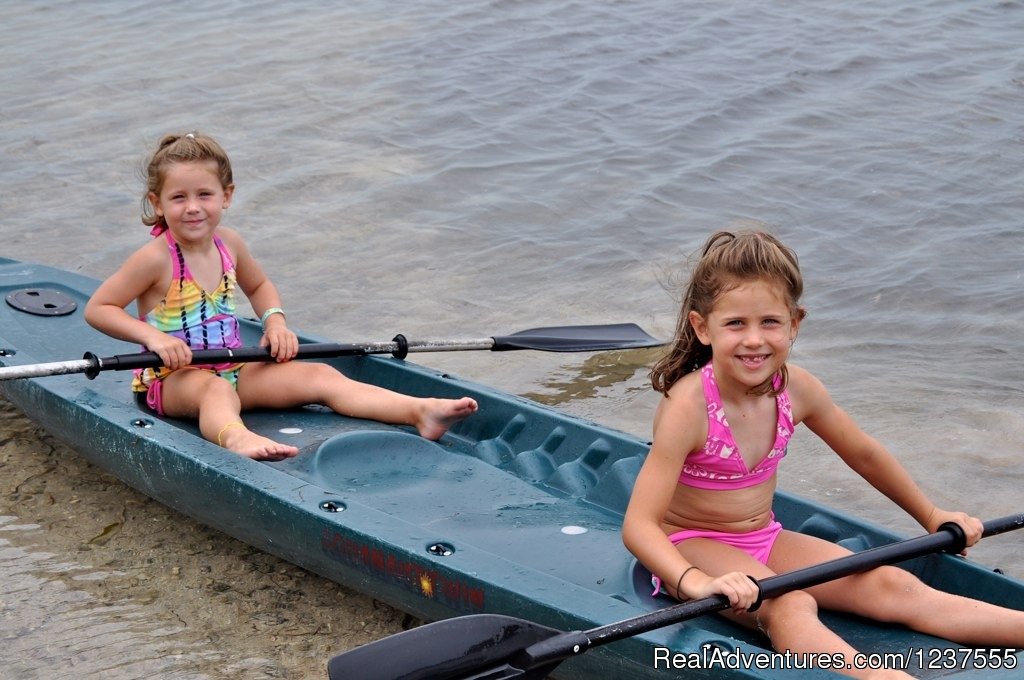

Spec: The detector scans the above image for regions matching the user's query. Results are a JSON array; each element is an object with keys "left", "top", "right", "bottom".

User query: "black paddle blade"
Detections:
[
  {"left": 490, "top": 323, "right": 663, "bottom": 352},
  {"left": 327, "top": 614, "right": 562, "bottom": 680}
]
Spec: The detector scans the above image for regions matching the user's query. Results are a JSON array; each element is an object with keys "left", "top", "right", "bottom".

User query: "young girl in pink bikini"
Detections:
[
  {"left": 85, "top": 132, "right": 477, "bottom": 461},
  {"left": 622, "top": 231, "right": 1023, "bottom": 679}
]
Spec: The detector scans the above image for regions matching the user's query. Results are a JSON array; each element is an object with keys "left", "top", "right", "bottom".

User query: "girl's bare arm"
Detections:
[
  {"left": 84, "top": 244, "right": 192, "bottom": 369},
  {"left": 792, "top": 364, "right": 983, "bottom": 545}
]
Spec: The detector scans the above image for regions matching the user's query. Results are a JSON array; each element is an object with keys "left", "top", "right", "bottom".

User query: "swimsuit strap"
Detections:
[
  {"left": 163, "top": 230, "right": 186, "bottom": 285},
  {"left": 212, "top": 233, "right": 235, "bottom": 278},
  {"left": 774, "top": 378, "right": 794, "bottom": 439},
  {"left": 700, "top": 362, "right": 736, "bottom": 451}
]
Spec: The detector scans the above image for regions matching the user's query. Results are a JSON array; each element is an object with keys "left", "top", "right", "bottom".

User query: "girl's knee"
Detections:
[
  {"left": 312, "top": 361, "right": 347, "bottom": 380},
  {"left": 757, "top": 589, "right": 818, "bottom": 629},
  {"left": 282, "top": 360, "right": 342, "bottom": 385},
  {"left": 855, "top": 565, "right": 923, "bottom": 603},
  {"left": 820, "top": 566, "right": 926, "bottom": 625},
  {"left": 192, "top": 375, "right": 241, "bottom": 410},
  {"left": 202, "top": 374, "right": 238, "bottom": 396},
  {"left": 304, "top": 362, "right": 354, "bottom": 394},
  {"left": 861, "top": 566, "right": 926, "bottom": 621},
  {"left": 160, "top": 369, "right": 237, "bottom": 414}
]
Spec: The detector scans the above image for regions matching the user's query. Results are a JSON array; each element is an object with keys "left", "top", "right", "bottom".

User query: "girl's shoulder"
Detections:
[
  {"left": 214, "top": 225, "right": 241, "bottom": 240},
  {"left": 783, "top": 362, "right": 831, "bottom": 422},
  {"left": 213, "top": 226, "right": 251, "bottom": 262},
  {"left": 128, "top": 234, "right": 173, "bottom": 270},
  {"left": 665, "top": 367, "right": 704, "bottom": 401},
  {"left": 784, "top": 362, "right": 826, "bottom": 392},
  {"left": 653, "top": 370, "right": 707, "bottom": 438},
  {"left": 213, "top": 225, "right": 244, "bottom": 249},
  {"left": 95, "top": 236, "right": 173, "bottom": 304}
]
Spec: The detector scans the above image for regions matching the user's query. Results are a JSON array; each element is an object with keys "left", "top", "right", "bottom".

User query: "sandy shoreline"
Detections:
[{"left": 0, "top": 396, "right": 409, "bottom": 679}]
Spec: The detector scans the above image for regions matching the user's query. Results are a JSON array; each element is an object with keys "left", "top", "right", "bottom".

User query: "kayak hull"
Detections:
[{"left": 1, "top": 257, "right": 1021, "bottom": 679}]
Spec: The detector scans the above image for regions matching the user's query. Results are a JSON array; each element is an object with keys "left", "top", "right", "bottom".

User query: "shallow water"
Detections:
[
  {"left": 0, "top": 399, "right": 413, "bottom": 679},
  {"left": 1, "top": 0, "right": 1022, "bottom": 677}
]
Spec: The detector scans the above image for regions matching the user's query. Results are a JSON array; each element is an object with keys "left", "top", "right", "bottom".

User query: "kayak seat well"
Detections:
[
  {"left": 308, "top": 429, "right": 636, "bottom": 597},
  {"left": 310, "top": 429, "right": 641, "bottom": 513},
  {"left": 310, "top": 429, "right": 568, "bottom": 513}
]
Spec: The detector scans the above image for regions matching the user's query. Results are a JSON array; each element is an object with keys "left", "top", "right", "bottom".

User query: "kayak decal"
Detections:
[{"left": 321, "top": 529, "right": 485, "bottom": 611}]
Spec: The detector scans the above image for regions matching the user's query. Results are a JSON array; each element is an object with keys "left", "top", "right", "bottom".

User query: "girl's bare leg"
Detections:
[
  {"left": 159, "top": 368, "right": 299, "bottom": 460},
  {"left": 770, "top": 531, "right": 1024, "bottom": 648},
  {"left": 237, "top": 361, "right": 478, "bottom": 440}
]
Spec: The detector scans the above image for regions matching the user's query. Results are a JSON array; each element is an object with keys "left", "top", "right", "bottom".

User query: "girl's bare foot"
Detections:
[
  {"left": 415, "top": 397, "right": 478, "bottom": 440},
  {"left": 218, "top": 423, "right": 300, "bottom": 460}
]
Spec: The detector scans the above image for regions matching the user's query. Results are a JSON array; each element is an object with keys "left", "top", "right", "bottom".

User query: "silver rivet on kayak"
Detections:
[
  {"left": 131, "top": 418, "right": 153, "bottom": 429},
  {"left": 561, "top": 525, "right": 587, "bottom": 535},
  {"left": 279, "top": 427, "right": 302, "bottom": 435},
  {"left": 427, "top": 542, "right": 455, "bottom": 557},
  {"left": 319, "top": 500, "right": 346, "bottom": 513},
  {"left": 573, "top": 645, "right": 581, "bottom": 653},
  {"left": 0, "top": 348, "right": 15, "bottom": 357},
  {"left": 702, "top": 641, "right": 732, "bottom": 655}
]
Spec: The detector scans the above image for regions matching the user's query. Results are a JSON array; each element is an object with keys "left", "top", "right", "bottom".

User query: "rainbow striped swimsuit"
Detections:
[{"left": 132, "top": 231, "right": 244, "bottom": 396}]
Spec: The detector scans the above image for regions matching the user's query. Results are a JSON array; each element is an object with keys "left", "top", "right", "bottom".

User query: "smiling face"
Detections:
[
  {"left": 148, "top": 160, "right": 234, "bottom": 244},
  {"left": 688, "top": 278, "right": 800, "bottom": 394}
]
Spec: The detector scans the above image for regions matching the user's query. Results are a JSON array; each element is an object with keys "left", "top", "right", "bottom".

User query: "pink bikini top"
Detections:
[{"left": 677, "top": 362, "right": 794, "bottom": 490}]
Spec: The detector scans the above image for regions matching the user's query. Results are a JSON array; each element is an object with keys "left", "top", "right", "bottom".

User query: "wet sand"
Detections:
[{"left": 0, "top": 396, "right": 410, "bottom": 679}]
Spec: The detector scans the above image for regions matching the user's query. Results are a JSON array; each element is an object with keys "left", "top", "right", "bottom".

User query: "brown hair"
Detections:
[
  {"left": 141, "top": 132, "right": 234, "bottom": 230},
  {"left": 650, "top": 230, "right": 806, "bottom": 396}
]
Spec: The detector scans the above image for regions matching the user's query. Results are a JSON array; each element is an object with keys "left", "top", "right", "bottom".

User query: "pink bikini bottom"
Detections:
[{"left": 651, "top": 515, "right": 783, "bottom": 596}]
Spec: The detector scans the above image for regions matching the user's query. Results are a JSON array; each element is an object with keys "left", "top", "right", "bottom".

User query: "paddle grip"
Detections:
[
  {"left": 517, "top": 630, "right": 591, "bottom": 667},
  {"left": 82, "top": 352, "right": 102, "bottom": 380},
  {"left": 391, "top": 334, "right": 409, "bottom": 360},
  {"left": 938, "top": 520, "right": 968, "bottom": 555}
]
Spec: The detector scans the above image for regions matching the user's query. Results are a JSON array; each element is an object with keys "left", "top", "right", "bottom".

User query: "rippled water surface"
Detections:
[{"left": 2, "top": 1, "right": 1022, "bottom": 677}]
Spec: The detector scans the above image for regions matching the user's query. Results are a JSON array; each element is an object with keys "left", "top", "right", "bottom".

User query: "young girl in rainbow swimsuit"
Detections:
[
  {"left": 622, "top": 231, "right": 1024, "bottom": 679},
  {"left": 85, "top": 132, "right": 477, "bottom": 461}
]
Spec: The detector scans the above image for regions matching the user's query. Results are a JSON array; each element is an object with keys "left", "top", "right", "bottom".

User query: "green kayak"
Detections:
[{"left": 0, "top": 257, "right": 1021, "bottom": 679}]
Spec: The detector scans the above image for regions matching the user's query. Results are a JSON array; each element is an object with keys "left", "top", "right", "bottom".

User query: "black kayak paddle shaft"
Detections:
[{"left": 0, "top": 323, "right": 664, "bottom": 381}]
